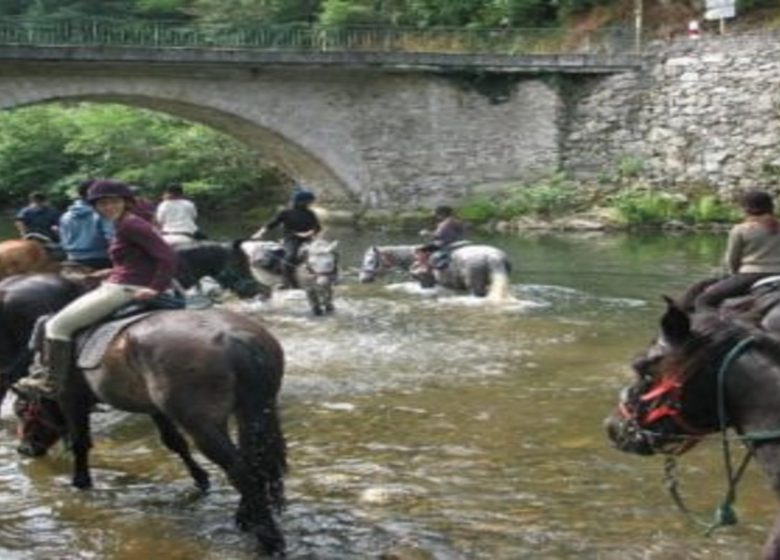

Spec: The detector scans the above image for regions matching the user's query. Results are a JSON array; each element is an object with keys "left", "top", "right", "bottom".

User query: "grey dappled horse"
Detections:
[
  {"left": 243, "top": 239, "right": 339, "bottom": 316},
  {"left": 413, "top": 244, "right": 512, "bottom": 299}
]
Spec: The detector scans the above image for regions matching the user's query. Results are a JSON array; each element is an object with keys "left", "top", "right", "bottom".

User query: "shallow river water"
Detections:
[{"left": 0, "top": 227, "right": 774, "bottom": 559}]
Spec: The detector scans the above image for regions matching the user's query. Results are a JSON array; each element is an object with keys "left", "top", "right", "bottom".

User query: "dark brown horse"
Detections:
[
  {"left": 605, "top": 299, "right": 780, "bottom": 559},
  {"left": 0, "top": 239, "right": 59, "bottom": 279},
  {"left": 0, "top": 275, "right": 286, "bottom": 553}
]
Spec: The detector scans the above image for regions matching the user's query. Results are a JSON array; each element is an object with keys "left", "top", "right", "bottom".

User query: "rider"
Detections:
[
  {"left": 251, "top": 187, "right": 321, "bottom": 289},
  {"left": 14, "top": 192, "right": 61, "bottom": 242},
  {"left": 17, "top": 180, "right": 177, "bottom": 396},
  {"left": 155, "top": 184, "right": 200, "bottom": 240},
  {"left": 695, "top": 189, "right": 780, "bottom": 309},
  {"left": 58, "top": 179, "right": 114, "bottom": 271},
  {"left": 416, "top": 205, "right": 466, "bottom": 273}
]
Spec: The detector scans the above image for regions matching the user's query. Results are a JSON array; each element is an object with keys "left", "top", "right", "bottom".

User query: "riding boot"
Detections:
[{"left": 15, "top": 339, "right": 72, "bottom": 398}]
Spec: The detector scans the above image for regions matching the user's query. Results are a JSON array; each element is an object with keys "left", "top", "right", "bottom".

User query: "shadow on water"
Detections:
[{"left": 1, "top": 228, "right": 772, "bottom": 559}]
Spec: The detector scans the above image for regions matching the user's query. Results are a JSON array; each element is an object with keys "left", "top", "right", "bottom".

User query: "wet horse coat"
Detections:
[{"left": 13, "top": 305, "right": 288, "bottom": 555}]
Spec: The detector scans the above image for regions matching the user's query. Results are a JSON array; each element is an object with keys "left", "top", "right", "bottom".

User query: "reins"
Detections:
[{"left": 662, "top": 334, "right": 780, "bottom": 534}]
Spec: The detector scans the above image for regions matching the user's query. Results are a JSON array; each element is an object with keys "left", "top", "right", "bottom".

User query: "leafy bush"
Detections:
[
  {"left": 611, "top": 188, "right": 736, "bottom": 226},
  {"left": 684, "top": 195, "right": 738, "bottom": 224},
  {"left": 458, "top": 197, "right": 499, "bottom": 222},
  {"left": 611, "top": 190, "right": 684, "bottom": 225}
]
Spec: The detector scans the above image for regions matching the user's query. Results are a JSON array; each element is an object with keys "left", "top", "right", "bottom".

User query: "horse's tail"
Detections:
[
  {"left": 487, "top": 257, "right": 512, "bottom": 301},
  {"left": 230, "top": 335, "right": 287, "bottom": 511}
]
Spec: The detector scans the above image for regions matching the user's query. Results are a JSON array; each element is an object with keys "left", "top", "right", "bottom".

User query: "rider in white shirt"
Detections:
[{"left": 155, "top": 184, "right": 199, "bottom": 242}]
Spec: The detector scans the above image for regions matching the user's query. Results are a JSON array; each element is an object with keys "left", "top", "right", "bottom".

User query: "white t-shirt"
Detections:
[{"left": 155, "top": 198, "right": 198, "bottom": 234}]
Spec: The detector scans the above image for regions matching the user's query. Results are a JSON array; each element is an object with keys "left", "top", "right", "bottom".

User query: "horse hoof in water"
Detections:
[{"left": 72, "top": 473, "right": 93, "bottom": 490}]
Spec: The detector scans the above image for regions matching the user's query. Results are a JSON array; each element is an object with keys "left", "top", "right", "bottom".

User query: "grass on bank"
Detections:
[{"left": 456, "top": 174, "right": 741, "bottom": 229}]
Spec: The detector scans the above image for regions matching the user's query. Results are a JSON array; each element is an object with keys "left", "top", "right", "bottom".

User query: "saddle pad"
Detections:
[{"left": 76, "top": 312, "right": 157, "bottom": 369}]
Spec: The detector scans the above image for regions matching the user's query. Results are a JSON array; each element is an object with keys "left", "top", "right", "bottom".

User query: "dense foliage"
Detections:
[
  {"left": 0, "top": 103, "right": 283, "bottom": 210},
  {"left": 0, "top": 0, "right": 625, "bottom": 28}
]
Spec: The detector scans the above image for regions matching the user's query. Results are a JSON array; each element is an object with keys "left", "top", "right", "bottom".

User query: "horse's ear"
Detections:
[{"left": 660, "top": 294, "right": 691, "bottom": 345}]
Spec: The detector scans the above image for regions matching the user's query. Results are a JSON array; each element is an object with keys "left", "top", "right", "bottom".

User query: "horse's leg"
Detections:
[
  {"left": 150, "top": 413, "right": 210, "bottom": 492},
  {"left": 183, "top": 421, "right": 284, "bottom": 555},
  {"left": 467, "top": 265, "right": 489, "bottom": 297},
  {"left": 306, "top": 287, "right": 323, "bottom": 316},
  {"left": 323, "top": 285, "right": 334, "bottom": 314},
  {"left": 236, "top": 397, "right": 287, "bottom": 512},
  {"left": 58, "top": 392, "right": 94, "bottom": 489}
]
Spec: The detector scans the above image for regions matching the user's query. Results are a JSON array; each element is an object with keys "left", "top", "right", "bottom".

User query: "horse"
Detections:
[
  {"left": 411, "top": 243, "right": 512, "bottom": 299},
  {"left": 0, "top": 238, "right": 60, "bottom": 279},
  {"left": 174, "top": 240, "right": 267, "bottom": 300},
  {"left": 605, "top": 298, "right": 780, "bottom": 559},
  {"left": 12, "top": 307, "right": 287, "bottom": 555},
  {"left": 242, "top": 239, "right": 339, "bottom": 316},
  {"left": 358, "top": 245, "right": 418, "bottom": 283}
]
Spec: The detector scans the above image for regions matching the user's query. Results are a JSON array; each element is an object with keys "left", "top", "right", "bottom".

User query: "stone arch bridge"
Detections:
[{"left": 0, "top": 39, "right": 640, "bottom": 209}]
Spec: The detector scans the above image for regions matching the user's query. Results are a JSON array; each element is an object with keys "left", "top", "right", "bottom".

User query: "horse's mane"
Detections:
[{"left": 669, "top": 310, "right": 780, "bottom": 383}]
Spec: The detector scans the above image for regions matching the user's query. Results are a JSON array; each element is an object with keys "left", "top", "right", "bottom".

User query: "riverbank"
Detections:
[{"left": 318, "top": 177, "right": 741, "bottom": 234}]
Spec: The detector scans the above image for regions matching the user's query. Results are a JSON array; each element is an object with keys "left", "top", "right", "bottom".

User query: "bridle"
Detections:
[
  {"left": 16, "top": 396, "right": 64, "bottom": 443},
  {"left": 617, "top": 368, "right": 710, "bottom": 455}
]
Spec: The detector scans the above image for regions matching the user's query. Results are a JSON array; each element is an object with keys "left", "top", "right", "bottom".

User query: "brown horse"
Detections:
[
  {"left": 0, "top": 239, "right": 59, "bottom": 279},
  {"left": 13, "top": 308, "right": 287, "bottom": 555}
]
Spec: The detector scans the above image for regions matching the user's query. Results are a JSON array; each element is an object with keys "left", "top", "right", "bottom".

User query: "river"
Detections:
[{"left": 0, "top": 227, "right": 773, "bottom": 559}]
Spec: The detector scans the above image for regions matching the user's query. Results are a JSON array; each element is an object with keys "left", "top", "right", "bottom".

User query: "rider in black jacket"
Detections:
[{"left": 251, "top": 188, "right": 321, "bottom": 289}]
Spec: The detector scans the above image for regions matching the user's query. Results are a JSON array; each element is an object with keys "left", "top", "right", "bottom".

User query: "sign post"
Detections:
[
  {"left": 634, "top": 0, "right": 643, "bottom": 52},
  {"left": 705, "top": 0, "right": 736, "bottom": 34}
]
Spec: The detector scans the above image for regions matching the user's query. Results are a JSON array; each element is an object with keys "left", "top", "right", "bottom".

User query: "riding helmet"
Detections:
[
  {"left": 293, "top": 188, "right": 315, "bottom": 205},
  {"left": 87, "top": 180, "right": 135, "bottom": 204}
]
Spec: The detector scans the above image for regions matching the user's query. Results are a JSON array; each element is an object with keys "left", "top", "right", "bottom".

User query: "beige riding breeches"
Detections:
[{"left": 45, "top": 282, "right": 139, "bottom": 341}]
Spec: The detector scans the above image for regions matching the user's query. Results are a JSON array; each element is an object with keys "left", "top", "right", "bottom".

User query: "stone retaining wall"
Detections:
[{"left": 563, "top": 31, "right": 780, "bottom": 193}]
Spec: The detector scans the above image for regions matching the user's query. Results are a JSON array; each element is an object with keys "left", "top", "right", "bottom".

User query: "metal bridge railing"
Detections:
[{"left": 0, "top": 18, "right": 635, "bottom": 55}]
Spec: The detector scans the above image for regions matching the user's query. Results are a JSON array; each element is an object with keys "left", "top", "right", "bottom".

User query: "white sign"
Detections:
[{"left": 705, "top": 0, "right": 736, "bottom": 20}]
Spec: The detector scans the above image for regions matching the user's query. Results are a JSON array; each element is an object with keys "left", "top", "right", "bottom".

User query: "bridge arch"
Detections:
[{"left": 0, "top": 78, "right": 357, "bottom": 204}]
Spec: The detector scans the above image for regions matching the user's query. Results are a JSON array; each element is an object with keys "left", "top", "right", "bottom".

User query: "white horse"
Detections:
[{"left": 243, "top": 239, "right": 339, "bottom": 315}]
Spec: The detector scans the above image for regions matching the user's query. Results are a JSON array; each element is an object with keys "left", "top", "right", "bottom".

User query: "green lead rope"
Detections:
[{"left": 665, "top": 335, "right": 780, "bottom": 534}]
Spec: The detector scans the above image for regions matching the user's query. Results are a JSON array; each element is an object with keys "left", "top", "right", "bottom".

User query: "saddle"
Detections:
[
  {"left": 430, "top": 240, "right": 471, "bottom": 270},
  {"left": 29, "top": 294, "right": 185, "bottom": 370},
  {"left": 247, "top": 241, "right": 287, "bottom": 274}
]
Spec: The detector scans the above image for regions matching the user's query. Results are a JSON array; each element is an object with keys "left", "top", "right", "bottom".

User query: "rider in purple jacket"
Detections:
[{"left": 18, "top": 180, "right": 177, "bottom": 397}]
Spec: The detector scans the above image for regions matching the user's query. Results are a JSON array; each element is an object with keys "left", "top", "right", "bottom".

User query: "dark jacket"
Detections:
[{"left": 265, "top": 207, "right": 321, "bottom": 238}]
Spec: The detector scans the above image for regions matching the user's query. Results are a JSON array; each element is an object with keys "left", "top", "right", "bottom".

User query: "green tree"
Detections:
[{"left": 0, "top": 105, "right": 77, "bottom": 205}]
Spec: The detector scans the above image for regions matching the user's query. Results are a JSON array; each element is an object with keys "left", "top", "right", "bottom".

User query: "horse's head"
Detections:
[
  {"left": 605, "top": 297, "right": 725, "bottom": 456},
  {"left": 359, "top": 246, "right": 381, "bottom": 283},
  {"left": 300, "top": 240, "right": 339, "bottom": 286},
  {"left": 214, "top": 240, "right": 266, "bottom": 299},
  {"left": 12, "top": 390, "right": 66, "bottom": 457}
]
